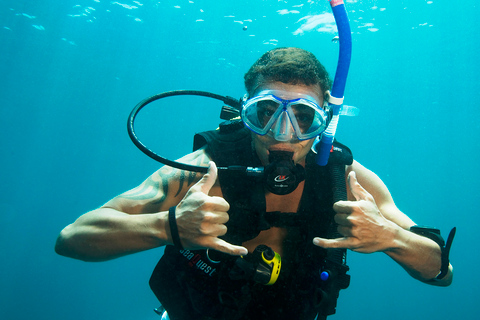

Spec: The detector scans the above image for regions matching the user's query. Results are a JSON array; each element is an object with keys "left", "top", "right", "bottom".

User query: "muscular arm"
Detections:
[
  {"left": 54, "top": 208, "right": 170, "bottom": 261},
  {"left": 314, "top": 160, "right": 453, "bottom": 286},
  {"left": 55, "top": 149, "right": 207, "bottom": 262}
]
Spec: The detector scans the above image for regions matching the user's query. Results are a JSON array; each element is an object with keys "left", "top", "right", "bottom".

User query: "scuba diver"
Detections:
[
  {"left": 55, "top": 47, "right": 455, "bottom": 320},
  {"left": 53, "top": 2, "right": 455, "bottom": 317}
]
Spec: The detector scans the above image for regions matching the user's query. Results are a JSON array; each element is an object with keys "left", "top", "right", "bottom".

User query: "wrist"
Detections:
[
  {"left": 383, "top": 220, "right": 407, "bottom": 253},
  {"left": 139, "top": 211, "right": 170, "bottom": 246}
]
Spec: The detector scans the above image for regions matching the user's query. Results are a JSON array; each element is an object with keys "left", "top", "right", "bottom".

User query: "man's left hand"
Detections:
[{"left": 313, "top": 171, "right": 397, "bottom": 253}]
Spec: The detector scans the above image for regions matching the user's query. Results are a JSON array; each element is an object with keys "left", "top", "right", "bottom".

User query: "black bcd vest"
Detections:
[{"left": 150, "top": 121, "right": 353, "bottom": 320}]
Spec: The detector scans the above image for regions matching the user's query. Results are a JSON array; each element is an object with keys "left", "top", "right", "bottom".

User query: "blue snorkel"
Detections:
[
  {"left": 314, "top": 3, "right": 353, "bottom": 316},
  {"left": 316, "top": 0, "right": 352, "bottom": 166}
]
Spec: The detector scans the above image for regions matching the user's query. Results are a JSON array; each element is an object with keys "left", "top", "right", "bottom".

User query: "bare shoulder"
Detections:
[
  {"left": 103, "top": 148, "right": 212, "bottom": 214},
  {"left": 346, "top": 160, "right": 414, "bottom": 228}
]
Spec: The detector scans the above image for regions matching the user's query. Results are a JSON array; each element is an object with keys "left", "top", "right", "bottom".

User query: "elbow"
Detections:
[
  {"left": 54, "top": 234, "right": 95, "bottom": 262},
  {"left": 54, "top": 225, "right": 115, "bottom": 262},
  {"left": 437, "top": 264, "right": 454, "bottom": 287},
  {"left": 54, "top": 227, "right": 73, "bottom": 257},
  {"left": 422, "top": 264, "right": 454, "bottom": 287},
  {"left": 54, "top": 225, "right": 90, "bottom": 261}
]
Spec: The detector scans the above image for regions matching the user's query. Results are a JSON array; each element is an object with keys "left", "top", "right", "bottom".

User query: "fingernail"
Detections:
[
  {"left": 348, "top": 171, "right": 355, "bottom": 183},
  {"left": 313, "top": 238, "right": 320, "bottom": 246},
  {"left": 240, "top": 248, "right": 248, "bottom": 256}
]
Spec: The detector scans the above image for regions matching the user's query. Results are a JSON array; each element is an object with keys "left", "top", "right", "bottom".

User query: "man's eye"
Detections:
[
  {"left": 294, "top": 106, "right": 315, "bottom": 130},
  {"left": 260, "top": 108, "right": 275, "bottom": 117},
  {"left": 257, "top": 101, "right": 278, "bottom": 117},
  {"left": 296, "top": 112, "right": 313, "bottom": 123}
]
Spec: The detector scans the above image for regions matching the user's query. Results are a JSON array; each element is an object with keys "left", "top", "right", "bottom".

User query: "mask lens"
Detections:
[
  {"left": 242, "top": 96, "right": 282, "bottom": 134},
  {"left": 291, "top": 104, "right": 315, "bottom": 133},
  {"left": 288, "top": 100, "right": 327, "bottom": 139},
  {"left": 242, "top": 91, "right": 328, "bottom": 140},
  {"left": 256, "top": 100, "right": 280, "bottom": 128}
]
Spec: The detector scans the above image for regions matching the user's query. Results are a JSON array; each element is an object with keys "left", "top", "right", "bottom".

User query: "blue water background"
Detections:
[{"left": 1, "top": 0, "right": 479, "bottom": 319}]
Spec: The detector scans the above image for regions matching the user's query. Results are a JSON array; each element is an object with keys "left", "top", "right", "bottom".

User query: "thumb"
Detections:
[
  {"left": 348, "top": 171, "right": 371, "bottom": 202},
  {"left": 211, "top": 238, "right": 249, "bottom": 256},
  {"left": 197, "top": 161, "right": 218, "bottom": 195},
  {"left": 313, "top": 236, "right": 350, "bottom": 249}
]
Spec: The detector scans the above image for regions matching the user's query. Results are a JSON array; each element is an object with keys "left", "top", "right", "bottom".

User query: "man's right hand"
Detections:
[{"left": 172, "top": 161, "right": 248, "bottom": 256}]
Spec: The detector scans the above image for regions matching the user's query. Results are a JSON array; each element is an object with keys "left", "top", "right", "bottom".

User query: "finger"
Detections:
[
  {"left": 348, "top": 171, "right": 372, "bottom": 202},
  {"left": 195, "top": 221, "right": 228, "bottom": 238},
  {"left": 313, "top": 236, "right": 355, "bottom": 249},
  {"left": 337, "top": 225, "right": 353, "bottom": 237},
  {"left": 202, "top": 211, "right": 229, "bottom": 226},
  {"left": 209, "top": 238, "right": 248, "bottom": 256},
  {"left": 333, "top": 213, "right": 351, "bottom": 226},
  {"left": 333, "top": 201, "right": 354, "bottom": 214},
  {"left": 195, "top": 161, "right": 218, "bottom": 195},
  {"left": 208, "top": 196, "right": 230, "bottom": 212}
]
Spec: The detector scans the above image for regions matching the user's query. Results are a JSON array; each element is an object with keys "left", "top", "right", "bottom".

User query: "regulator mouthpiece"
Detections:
[{"left": 264, "top": 151, "right": 305, "bottom": 195}]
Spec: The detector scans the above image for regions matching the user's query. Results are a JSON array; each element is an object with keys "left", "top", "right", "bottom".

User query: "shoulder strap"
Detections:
[
  {"left": 315, "top": 141, "right": 352, "bottom": 319},
  {"left": 315, "top": 162, "right": 351, "bottom": 319}
]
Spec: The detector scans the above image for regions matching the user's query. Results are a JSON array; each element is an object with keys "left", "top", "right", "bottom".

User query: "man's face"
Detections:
[{"left": 251, "top": 81, "right": 324, "bottom": 166}]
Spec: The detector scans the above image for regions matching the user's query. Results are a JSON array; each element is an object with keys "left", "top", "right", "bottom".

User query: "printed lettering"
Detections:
[
  {"left": 179, "top": 249, "right": 218, "bottom": 277},
  {"left": 189, "top": 254, "right": 201, "bottom": 267}
]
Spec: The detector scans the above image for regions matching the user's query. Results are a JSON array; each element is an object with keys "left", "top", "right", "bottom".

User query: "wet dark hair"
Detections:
[{"left": 244, "top": 47, "right": 332, "bottom": 96}]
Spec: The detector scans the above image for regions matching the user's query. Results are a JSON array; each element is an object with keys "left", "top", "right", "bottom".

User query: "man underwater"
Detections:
[{"left": 55, "top": 47, "right": 453, "bottom": 320}]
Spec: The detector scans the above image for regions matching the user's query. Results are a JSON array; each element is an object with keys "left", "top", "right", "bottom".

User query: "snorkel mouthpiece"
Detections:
[{"left": 265, "top": 151, "right": 305, "bottom": 195}]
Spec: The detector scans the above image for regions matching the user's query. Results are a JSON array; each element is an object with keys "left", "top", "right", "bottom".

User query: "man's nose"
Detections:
[{"left": 272, "top": 111, "right": 295, "bottom": 142}]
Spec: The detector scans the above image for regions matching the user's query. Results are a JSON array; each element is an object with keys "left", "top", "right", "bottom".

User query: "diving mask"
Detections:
[{"left": 241, "top": 90, "right": 330, "bottom": 141}]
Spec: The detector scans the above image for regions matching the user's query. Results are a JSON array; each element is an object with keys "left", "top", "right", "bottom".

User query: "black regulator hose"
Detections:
[
  {"left": 127, "top": 90, "right": 241, "bottom": 173},
  {"left": 128, "top": 90, "right": 301, "bottom": 193}
]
